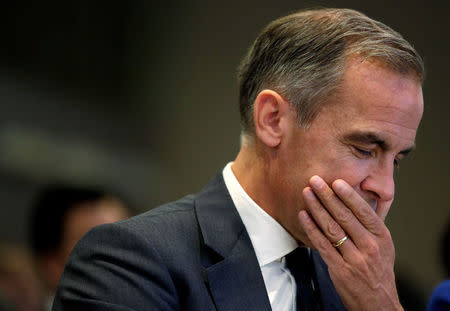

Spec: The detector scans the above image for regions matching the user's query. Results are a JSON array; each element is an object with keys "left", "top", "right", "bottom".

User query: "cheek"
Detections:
[{"left": 317, "top": 156, "right": 371, "bottom": 188}]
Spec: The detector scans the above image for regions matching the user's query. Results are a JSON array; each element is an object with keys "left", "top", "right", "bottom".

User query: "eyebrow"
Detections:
[{"left": 342, "top": 131, "right": 416, "bottom": 156}]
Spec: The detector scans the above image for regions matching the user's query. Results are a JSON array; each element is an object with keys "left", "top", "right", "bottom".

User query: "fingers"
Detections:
[
  {"left": 306, "top": 176, "right": 371, "bottom": 249},
  {"left": 301, "top": 176, "right": 399, "bottom": 311},
  {"left": 375, "top": 201, "right": 391, "bottom": 222},
  {"left": 302, "top": 187, "right": 358, "bottom": 258},
  {"left": 298, "top": 210, "right": 344, "bottom": 266},
  {"left": 331, "top": 179, "right": 386, "bottom": 236}
]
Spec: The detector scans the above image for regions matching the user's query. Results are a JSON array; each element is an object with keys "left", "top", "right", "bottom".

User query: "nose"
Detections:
[{"left": 360, "top": 161, "right": 395, "bottom": 202}]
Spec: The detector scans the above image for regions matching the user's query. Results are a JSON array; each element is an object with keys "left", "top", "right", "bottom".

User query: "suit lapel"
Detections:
[
  {"left": 194, "top": 173, "right": 348, "bottom": 311},
  {"left": 195, "top": 173, "right": 272, "bottom": 311},
  {"left": 311, "top": 250, "right": 347, "bottom": 311},
  {"left": 205, "top": 228, "right": 272, "bottom": 311}
]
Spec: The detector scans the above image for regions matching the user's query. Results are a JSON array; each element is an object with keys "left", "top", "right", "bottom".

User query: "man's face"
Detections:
[
  {"left": 60, "top": 198, "right": 129, "bottom": 262},
  {"left": 46, "top": 198, "right": 129, "bottom": 291},
  {"left": 272, "top": 58, "right": 424, "bottom": 245}
]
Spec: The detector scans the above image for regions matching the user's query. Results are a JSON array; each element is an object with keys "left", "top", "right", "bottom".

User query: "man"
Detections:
[
  {"left": 29, "top": 185, "right": 131, "bottom": 310},
  {"left": 52, "top": 8, "right": 424, "bottom": 311}
]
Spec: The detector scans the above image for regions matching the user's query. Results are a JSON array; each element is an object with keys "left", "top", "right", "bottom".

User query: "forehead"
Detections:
[
  {"left": 345, "top": 60, "right": 420, "bottom": 118},
  {"left": 344, "top": 58, "right": 421, "bottom": 103},
  {"left": 314, "top": 58, "right": 423, "bottom": 146}
]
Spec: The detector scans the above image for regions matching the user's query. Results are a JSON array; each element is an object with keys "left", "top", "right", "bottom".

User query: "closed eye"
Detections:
[{"left": 353, "top": 146, "right": 373, "bottom": 157}]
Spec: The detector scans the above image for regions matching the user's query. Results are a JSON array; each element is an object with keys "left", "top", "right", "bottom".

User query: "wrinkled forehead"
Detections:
[
  {"left": 317, "top": 58, "right": 425, "bottom": 150},
  {"left": 342, "top": 58, "right": 423, "bottom": 116}
]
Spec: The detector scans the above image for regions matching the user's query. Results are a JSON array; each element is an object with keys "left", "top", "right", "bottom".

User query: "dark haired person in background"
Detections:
[
  {"left": 53, "top": 8, "right": 424, "bottom": 311},
  {"left": 29, "top": 185, "right": 131, "bottom": 311}
]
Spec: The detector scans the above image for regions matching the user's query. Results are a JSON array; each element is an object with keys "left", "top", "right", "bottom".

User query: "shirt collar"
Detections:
[{"left": 223, "top": 162, "right": 298, "bottom": 266}]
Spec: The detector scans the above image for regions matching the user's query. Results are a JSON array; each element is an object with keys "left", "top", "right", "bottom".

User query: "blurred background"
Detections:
[{"left": 0, "top": 0, "right": 448, "bottom": 308}]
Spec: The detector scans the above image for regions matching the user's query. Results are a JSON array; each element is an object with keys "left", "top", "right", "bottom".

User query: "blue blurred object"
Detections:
[{"left": 427, "top": 280, "right": 450, "bottom": 311}]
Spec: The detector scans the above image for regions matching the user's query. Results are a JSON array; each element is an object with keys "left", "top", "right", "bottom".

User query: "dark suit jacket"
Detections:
[{"left": 52, "top": 173, "right": 347, "bottom": 311}]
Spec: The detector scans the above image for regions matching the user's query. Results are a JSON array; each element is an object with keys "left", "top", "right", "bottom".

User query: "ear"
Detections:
[{"left": 254, "top": 89, "right": 291, "bottom": 147}]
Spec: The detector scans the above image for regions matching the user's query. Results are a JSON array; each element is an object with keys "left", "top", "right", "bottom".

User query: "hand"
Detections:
[{"left": 298, "top": 175, "right": 403, "bottom": 311}]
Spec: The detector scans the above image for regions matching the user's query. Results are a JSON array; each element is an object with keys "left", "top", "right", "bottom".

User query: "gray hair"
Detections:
[{"left": 237, "top": 8, "right": 424, "bottom": 141}]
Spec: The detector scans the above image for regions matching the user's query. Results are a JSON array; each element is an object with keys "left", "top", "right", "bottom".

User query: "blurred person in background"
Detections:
[
  {"left": 427, "top": 218, "right": 450, "bottom": 311},
  {"left": 0, "top": 243, "right": 43, "bottom": 311},
  {"left": 29, "top": 184, "right": 132, "bottom": 311}
]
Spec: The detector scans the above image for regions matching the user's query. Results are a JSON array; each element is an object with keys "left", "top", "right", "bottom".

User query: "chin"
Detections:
[
  {"left": 301, "top": 238, "right": 315, "bottom": 249},
  {"left": 293, "top": 231, "right": 314, "bottom": 248}
]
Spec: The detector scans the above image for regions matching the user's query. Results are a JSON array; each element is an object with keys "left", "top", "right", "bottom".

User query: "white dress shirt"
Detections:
[{"left": 223, "top": 162, "right": 300, "bottom": 311}]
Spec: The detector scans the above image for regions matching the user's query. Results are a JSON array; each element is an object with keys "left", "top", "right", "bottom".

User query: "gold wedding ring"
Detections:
[{"left": 332, "top": 235, "right": 348, "bottom": 248}]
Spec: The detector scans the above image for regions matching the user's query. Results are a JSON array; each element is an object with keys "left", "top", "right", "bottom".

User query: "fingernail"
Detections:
[
  {"left": 303, "top": 187, "right": 315, "bottom": 199},
  {"left": 333, "top": 179, "right": 347, "bottom": 194},
  {"left": 310, "top": 175, "right": 324, "bottom": 189},
  {"left": 298, "top": 210, "right": 311, "bottom": 223}
]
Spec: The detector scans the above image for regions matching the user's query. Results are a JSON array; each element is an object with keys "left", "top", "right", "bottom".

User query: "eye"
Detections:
[{"left": 353, "top": 146, "right": 373, "bottom": 157}]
